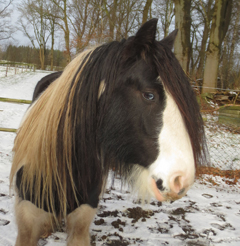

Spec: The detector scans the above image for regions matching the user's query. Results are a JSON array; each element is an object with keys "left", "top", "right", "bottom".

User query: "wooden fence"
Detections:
[
  {"left": 0, "top": 61, "right": 36, "bottom": 77},
  {"left": 0, "top": 97, "right": 32, "bottom": 133}
]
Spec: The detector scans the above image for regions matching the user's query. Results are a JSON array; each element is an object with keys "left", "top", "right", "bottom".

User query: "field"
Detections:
[{"left": 0, "top": 70, "right": 239, "bottom": 246}]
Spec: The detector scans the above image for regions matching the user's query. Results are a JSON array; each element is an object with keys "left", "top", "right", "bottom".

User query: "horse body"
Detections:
[{"left": 10, "top": 19, "right": 207, "bottom": 246}]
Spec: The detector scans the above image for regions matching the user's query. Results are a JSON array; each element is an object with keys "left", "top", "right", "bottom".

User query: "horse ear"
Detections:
[
  {"left": 134, "top": 18, "right": 158, "bottom": 46},
  {"left": 123, "top": 19, "right": 158, "bottom": 60},
  {"left": 159, "top": 29, "right": 178, "bottom": 50}
]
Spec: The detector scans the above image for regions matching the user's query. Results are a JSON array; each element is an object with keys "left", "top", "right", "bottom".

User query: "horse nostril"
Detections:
[
  {"left": 156, "top": 179, "right": 165, "bottom": 191},
  {"left": 174, "top": 176, "right": 181, "bottom": 188},
  {"left": 171, "top": 175, "right": 184, "bottom": 194},
  {"left": 178, "top": 188, "right": 185, "bottom": 195}
]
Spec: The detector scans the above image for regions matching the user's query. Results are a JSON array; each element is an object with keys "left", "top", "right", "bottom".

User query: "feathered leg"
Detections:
[
  {"left": 67, "top": 204, "right": 97, "bottom": 246},
  {"left": 15, "top": 197, "right": 54, "bottom": 246}
]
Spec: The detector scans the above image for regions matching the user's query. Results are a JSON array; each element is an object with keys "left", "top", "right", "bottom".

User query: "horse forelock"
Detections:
[{"left": 152, "top": 43, "right": 209, "bottom": 168}]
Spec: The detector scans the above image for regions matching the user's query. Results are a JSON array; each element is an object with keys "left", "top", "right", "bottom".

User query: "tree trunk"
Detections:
[
  {"left": 63, "top": 0, "right": 71, "bottom": 63},
  {"left": 227, "top": 2, "right": 240, "bottom": 84},
  {"left": 142, "top": 0, "right": 153, "bottom": 24},
  {"left": 103, "top": 0, "right": 117, "bottom": 40},
  {"left": 40, "top": 47, "right": 44, "bottom": 70},
  {"left": 202, "top": 0, "right": 232, "bottom": 93},
  {"left": 109, "top": 0, "right": 118, "bottom": 39},
  {"left": 40, "top": 4, "right": 45, "bottom": 70},
  {"left": 50, "top": 22, "right": 55, "bottom": 71},
  {"left": 174, "top": 0, "right": 192, "bottom": 73},
  {"left": 163, "top": 0, "right": 174, "bottom": 37},
  {"left": 196, "top": 0, "right": 213, "bottom": 79}
]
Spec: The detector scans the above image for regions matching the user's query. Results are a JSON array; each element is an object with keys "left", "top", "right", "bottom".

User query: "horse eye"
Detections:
[{"left": 142, "top": 92, "right": 155, "bottom": 101}]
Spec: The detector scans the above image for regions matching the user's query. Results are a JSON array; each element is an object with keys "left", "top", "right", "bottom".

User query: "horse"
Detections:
[{"left": 10, "top": 19, "right": 208, "bottom": 246}]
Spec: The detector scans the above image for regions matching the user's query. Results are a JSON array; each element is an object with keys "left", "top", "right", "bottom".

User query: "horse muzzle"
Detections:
[{"left": 150, "top": 173, "right": 192, "bottom": 202}]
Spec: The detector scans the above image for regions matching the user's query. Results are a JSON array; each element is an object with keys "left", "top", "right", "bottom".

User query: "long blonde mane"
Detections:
[{"left": 10, "top": 49, "right": 93, "bottom": 222}]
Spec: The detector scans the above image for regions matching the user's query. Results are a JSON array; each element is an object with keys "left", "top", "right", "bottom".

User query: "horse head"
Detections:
[{"left": 98, "top": 19, "right": 207, "bottom": 202}]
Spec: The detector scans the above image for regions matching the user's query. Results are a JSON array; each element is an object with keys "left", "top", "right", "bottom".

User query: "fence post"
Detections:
[
  {"left": 5, "top": 65, "right": 8, "bottom": 77},
  {"left": 233, "top": 92, "right": 240, "bottom": 105}
]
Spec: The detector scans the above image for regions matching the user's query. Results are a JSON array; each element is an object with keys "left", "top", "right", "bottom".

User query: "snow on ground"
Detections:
[
  {"left": 0, "top": 71, "right": 240, "bottom": 246},
  {"left": 0, "top": 68, "right": 50, "bottom": 100},
  {"left": 204, "top": 114, "right": 240, "bottom": 171}
]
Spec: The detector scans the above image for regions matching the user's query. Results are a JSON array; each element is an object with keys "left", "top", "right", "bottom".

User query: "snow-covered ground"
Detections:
[
  {"left": 204, "top": 114, "right": 240, "bottom": 171},
  {"left": 0, "top": 70, "right": 239, "bottom": 246}
]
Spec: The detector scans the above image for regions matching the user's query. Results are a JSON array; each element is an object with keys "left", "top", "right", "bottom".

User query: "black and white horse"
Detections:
[{"left": 10, "top": 19, "right": 207, "bottom": 246}]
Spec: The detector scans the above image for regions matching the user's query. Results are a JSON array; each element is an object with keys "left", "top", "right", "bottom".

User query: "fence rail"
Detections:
[
  {"left": 0, "top": 97, "right": 32, "bottom": 133},
  {"left": 0, "top": 97, "right": 32, "bottom": 104},
  {"left": 0, "top": 61, "right": 36, "bottom": 77},
  {"left": 0, "top": 127, "right": 17, "bottom": 133}
]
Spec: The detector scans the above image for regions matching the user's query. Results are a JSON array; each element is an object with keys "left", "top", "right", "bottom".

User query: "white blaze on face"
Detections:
[{"left": 149, "top": 89, "right": 195, "bottom": 197}]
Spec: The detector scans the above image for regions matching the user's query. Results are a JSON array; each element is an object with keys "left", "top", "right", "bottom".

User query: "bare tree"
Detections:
[
  {"left": 49, "top": 15, "right": 57, "bottom": 70},
  {"left": 202, "top": 0, "right": 232, "bottom": 93},
  {"left": 0, "top": 0, "right": 14, "bottom": 41},
  {"left": 153, "top": 0, "right": 174, "bottom": 38},
  {"left": 115, "top": 0, "right": 143, "bottom": 39},
  {"left": 193, "top": 0, "right": 214, "bottom": 79},
  {"left": 142, "top": 0, "right": 153, "bottom": 24},
  {"left": 226, "top": 1, "right": 240, "bottom": 86},
  {"left": 44, "top": 1, "right": 60, "bottom": 70},
  {"left": 102, "top": 0, "right": 143, "bottom": 41},
  {"left": 174, "top": 0, "right": 192, "bottom": 73},
  {"left": 18, "top": 0, "right": 51, "bottom": 69},
  {"left": 102, "top": 0, "right": 118, "bottom": 40},
  {"left": 46, "top": 0, "right": 71, "bottom": 63},
  {"left": 218, "top": 0, "right": 240, "bottom": 89},
  {"left": 70, "top": 0, "right": 101, "bottom": 52}
]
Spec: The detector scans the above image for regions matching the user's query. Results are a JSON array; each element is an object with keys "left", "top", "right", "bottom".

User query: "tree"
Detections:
[
  {"left": 161, "top": 0, "right": 174, "bottom": 37},
  {"left": 70, "top": 0, "right": 101, "bottom": 52},
  {"left": 225, "top": 1, "right": 240, "bottom": 87},
  {"left": 202, "top": 0, "right": 232, "bottom": 93},
  {"left": 114, "top": 0, "right": 142, "bottom": 39},
  {"left": 151, "top": 0, "right": 174, "bottom": 39},
  {"left": 142, "top": 0, "right": 153, "bottom": 24},
  {"left": 102, "top": 0, "right": 143, "bottom": 41},
  {"left": 103, "top": 0, "right": 118, "bottom": 40},
  {"left": 18, "top": 0, "right": 52, "bottom": 69},
  {"left": 44, "top": 1, "right": 60, "bottom": 70},
  {"left": 2, "top": 44, "right": 66, "bottom": 68},
  {"left": 0, "top": 0, "right": 14, "bottom": 41},
  {"left": 174, "top": 0, "right": 192, "bottom": 73},
  {"left": 46, "top": 0, "right": 71, "bottom": 63},
  {"left": 193, "top": 0, "right": 214, "bottom": 79}
]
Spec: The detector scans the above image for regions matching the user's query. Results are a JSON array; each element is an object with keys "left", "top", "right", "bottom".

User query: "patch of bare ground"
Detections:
[{"left": 197, "top": 166, "right": 240, "bottom": 185}]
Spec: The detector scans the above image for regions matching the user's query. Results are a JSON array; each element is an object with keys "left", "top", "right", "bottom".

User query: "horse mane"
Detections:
[
  {"left": 10, "top": 41, "right": 130, "bottom": 222},
  {"left": 10, "top": 48, "right": 97, "bottom": 221}
]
